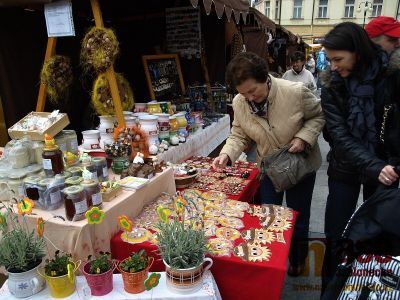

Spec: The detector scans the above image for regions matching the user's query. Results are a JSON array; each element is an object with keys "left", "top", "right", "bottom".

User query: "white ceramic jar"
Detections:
[
  {"left": 82, "top": 130, "right": 100, "bottom": 150},
  {"left": 98, "top": 115, "right": 116, "bottom": 134},
  {"left": 138, "top": 114, "right": 159, "bottom": 145},
  {"left": 134, "top": 103, "right": 147, "bottom": 112},
  {"left": 99, "top": 132, "right": 114, "bottom": 149},
  {"left": 125, "top": 116, "right": 137, "bottom": 128}
]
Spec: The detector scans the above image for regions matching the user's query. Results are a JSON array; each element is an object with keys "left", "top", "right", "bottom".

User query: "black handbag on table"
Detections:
[{"left": 259, "top": 145, "right": 314, "bottom": 192}]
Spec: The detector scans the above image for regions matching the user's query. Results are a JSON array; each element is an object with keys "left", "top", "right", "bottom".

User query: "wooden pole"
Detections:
[
  {"left": 36, "top": 37, "right": 57, "bottom": 112},
  {"left": 90, "top": 0, "right": 125, "bottom": 127}
]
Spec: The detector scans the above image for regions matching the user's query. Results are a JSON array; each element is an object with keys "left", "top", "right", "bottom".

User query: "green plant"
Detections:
[
  {"left": 155, "top": 193, "right": 208, "bottom": 269},
  {"left": 120, "top": 249, "right": 149, "bottom": 273},
  {"left": 45, "top": 250, "right": 73, "bottom": 277},
  {"left": 87, "top": 251, "right": 112, "bottom": 274},
  {"left": 0, "top": 199, "right": 45, "bottom": 272}
]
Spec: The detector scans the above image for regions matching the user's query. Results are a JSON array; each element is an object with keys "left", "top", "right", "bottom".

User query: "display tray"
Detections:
[
  {"left": 101, "top": 186, "right": 122, "bottom": 202},
  {"left": 8, "top": 112, "right": 70, "bottom": 140}
]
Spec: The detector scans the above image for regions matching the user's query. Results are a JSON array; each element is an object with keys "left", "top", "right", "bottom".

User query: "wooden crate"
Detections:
[{"left": 8, "top": 112, "right": 70, "bottom": 141}]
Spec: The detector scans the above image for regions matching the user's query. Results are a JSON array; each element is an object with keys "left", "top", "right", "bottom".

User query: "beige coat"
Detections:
[{"left": 220, "top": 76, "right": 325, "bottom": 170}]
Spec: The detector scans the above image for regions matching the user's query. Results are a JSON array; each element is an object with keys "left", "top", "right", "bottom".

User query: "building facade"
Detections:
[{"left": 254, "top": 0, "right": 400, "bottom": 43}]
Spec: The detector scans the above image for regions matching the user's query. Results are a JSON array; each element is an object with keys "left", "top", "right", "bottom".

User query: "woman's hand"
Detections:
[
  {"left": 212, "top": 154, "right": 229, "bottom": 170},
  {"left": 288, "top": 137, "right": 306, "bottom": 153},
  {"left": 378, "top": 165, "right": 399, "bottom": 186}
]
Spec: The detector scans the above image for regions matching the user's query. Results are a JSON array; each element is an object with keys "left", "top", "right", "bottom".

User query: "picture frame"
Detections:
[{"left": 142, "top": 54, "right": 186, "bottom": 100}]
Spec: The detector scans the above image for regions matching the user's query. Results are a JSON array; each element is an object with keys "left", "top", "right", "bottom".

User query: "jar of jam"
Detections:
[
  {"left": 63, "top": 186, "right": 88, "bottom": 221},
  {"left": 67, "top": 166, "right": 83, "bottom": 177},
  {"left": 92, "top": 157, "right": 109, "bottom": 182},
  {"left": 65, "top": 176, "right": 83, "bottom": 187},
  {"left": 23, "top": 175, "right": 43, "bottom": 201},
  {"left": 81, "top": 180, "right": 102, "bottom": 208},
  {"left": 82, "top": 156, "right": 97, "bottom": 181},
  {"left": 42, "top": 134, "right": 64, "bottom": 177}
]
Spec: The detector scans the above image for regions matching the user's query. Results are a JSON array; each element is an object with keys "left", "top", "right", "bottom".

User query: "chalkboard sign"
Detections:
[{"left": 142, "top": 54, "right": 186, "bottom": 100}]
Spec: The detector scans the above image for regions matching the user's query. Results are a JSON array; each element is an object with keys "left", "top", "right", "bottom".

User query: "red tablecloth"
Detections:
[{"left": 111, "top": 209, "right": 297, "bottom": 300}]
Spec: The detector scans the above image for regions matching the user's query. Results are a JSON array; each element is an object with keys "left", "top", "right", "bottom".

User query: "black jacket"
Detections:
[{"left": 321, "top": 49, "right": 400, "bottom": 184}]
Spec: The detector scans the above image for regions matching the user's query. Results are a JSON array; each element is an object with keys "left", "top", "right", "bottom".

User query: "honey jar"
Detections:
[
  {"left": 92, "top": 157, "right": 109, "bottom": 182},
  {"left": 63, "top": 186, "right": 88, "bottom": 221},
  {"left": 81, "top": 180, "right": 102, "bottom": 208},
  {"left": 42, "top": 134, "right": 64, "bottom": 177}
]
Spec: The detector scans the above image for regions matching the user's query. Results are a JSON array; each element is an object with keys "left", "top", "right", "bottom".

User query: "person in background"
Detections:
[
  {"left": 305, "top": 53, "right": 316, "bottom": 75},
  {"left": 319, "top": 22, "right": 400, "bottom": 295},
  {"left": 212, "top": 52, "right": 324, "bottom": 277},
  {"left": 365, "top": 16, "right": 400, "bottom": 53},
  {"left": 283, "top": 51, "right": 317, "bottom": 94}
]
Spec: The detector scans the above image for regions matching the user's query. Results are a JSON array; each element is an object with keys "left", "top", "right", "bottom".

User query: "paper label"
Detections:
[
  {"left": 103, "top": 167, "right": 109, "bottom": 178},
  {"left": 50, "top": 191, "right": 61, "bottom": 204},
  {"left": 74, "top": 200, "right": 88, "bottom": 214},
  {"left": 92, "top": 193, "right": 102, "bottom": 205},
  {"left": 44, "top": 0, "right": 75, "bottom": 37},
  {"left": 70, "top": 140, "right": 78, "bottom": 152},
  {"left": 43, "top": 159, "right": 53, "bottom": 170}
]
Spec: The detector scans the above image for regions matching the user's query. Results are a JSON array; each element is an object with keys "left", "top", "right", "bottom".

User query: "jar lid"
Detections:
[
  {"left": 81, "top": 180, "right": 99, "bottom": 188},
  {"left": 92, "top": 157, "right": 106, "bottom": 165},
  {"left": 63, "top": 185, "right": 84, "bottom": 195},
  {"left": 38, "top": 178, "right": 54, "bottom": 187},
  {"left": 68, "top": 166, "right": 83, "bottom": 173},
  {"left": 24, "top": 175, "right": 43, "bottom": 184},
  {"left": 65, "top": 176, "right": 83, "bottom": 185},
  {"left": 55, "top": 171, "right": 71, "bottom": 181}
]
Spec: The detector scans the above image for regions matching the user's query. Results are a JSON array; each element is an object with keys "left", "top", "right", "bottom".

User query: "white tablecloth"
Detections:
[
  {"left": 157, "top": 115, "right": 230, "bottom": 163},
  {"left": 0, "top": 272, "right": 222, "bottom": 300}
]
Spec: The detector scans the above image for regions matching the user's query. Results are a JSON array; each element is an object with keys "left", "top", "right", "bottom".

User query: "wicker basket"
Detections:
[{"left": 174, "top": 171, "right": 198, "bottom": 188}]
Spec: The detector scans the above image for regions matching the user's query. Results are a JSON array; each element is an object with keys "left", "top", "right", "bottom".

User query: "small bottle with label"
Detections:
[
  {"left": 42, "top": 134, "right": 64, "bottom": 177},
  {"left": 81, "top": 180, "right": 102, "bottom": 208},
  {"left": 63, "top": 186, "right": 88, "bottom": 221}
]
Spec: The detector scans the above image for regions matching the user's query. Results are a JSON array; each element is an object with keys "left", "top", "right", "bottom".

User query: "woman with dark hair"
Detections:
[
  {"left": 320, "top": 22, "right": 400, "bottom": 293},
  {"left": 212, "top": 52, "right": 325, "bottom": 276}
]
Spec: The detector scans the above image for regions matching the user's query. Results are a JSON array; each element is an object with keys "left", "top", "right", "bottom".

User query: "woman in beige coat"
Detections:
[{"left": 212, "top": 52, "right": 324, "bottom": 276}]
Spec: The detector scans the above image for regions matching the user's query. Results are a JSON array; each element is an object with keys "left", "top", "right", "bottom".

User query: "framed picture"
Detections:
[{"left": 142, "top": 54, "right": 186, "bottom": 100}]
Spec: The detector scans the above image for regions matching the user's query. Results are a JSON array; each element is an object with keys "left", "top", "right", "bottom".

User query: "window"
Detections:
[
  {"left": 372, "top": 0, "right": 383, "bottom": 17},
  {"left": 344, "top": 0, "right": 355, "bottom": 18},
  {"left": 318, "top": 0, "right": 328, "bottom": 18},
  {"left": 293, "top": 0, "right": 302, "bottom": 19},
  {"left": 265, "top": 1, "right": 271, "bottom": 18},
  {"left": 275, "top": 0, "right": 280, "bottom": 20}
]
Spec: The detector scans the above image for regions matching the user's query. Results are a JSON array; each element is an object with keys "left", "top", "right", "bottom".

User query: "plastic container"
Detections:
[
  {"left": 81, "top": 180, "right": 102, "bottom": 208},
  {"left": 92, "top": 157, "right": 109, "bottom": 182},
  {"left": 63, "top": 185, "right": 88, "bottom": 221},
  {"left": 55, "top": 132, "right": 67, "bottom": 152},
  {"left": 65, "top": 176, "right": 83, "bottom": 187},
  {"left": 9, "top": 143, "right": 30, "bottom": 169},
  {"left": 37, "top": 178, "right": 64, "bottom": 210},
  {"left": 23, "top": 175, "right": 43, "bottom": 201}
]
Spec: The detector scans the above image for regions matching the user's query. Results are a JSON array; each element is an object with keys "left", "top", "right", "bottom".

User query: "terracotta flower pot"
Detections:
[
  {"left": 82, "top": 260, "right": 117, "bottom": 296},
  {"left": 117, "top": 257, "right": 154, "bottom": 294}
]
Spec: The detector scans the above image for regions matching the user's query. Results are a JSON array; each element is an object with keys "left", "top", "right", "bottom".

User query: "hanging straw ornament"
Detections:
[
  {"left": 80, "top": 27, "right": 119, "bottom": 74},
  {"left": 40, "top": 55, "right": 73, "bottom": 104},
  {"left": 92, "top": 72, "right": 134, "bottom": 115}
]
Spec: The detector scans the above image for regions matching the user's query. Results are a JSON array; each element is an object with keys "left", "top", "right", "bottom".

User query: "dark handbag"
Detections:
[{"left": 259, "top": 145, "right": 314, "bottom": 192}]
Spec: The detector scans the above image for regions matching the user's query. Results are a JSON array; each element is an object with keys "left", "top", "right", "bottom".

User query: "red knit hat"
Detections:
[{"left": 365, "top": 16, "right": 400, "bottom": 38}]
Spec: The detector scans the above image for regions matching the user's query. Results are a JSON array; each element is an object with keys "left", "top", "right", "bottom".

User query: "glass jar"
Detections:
[
  {"left": 23, "top": 175, "right": 43, "bottom": 201},
  {"left": 65, "top": 176, "right": 83, "bottom": 187},
  {"left": 42, "top": 146, "right": 64, "bottom": 177},
  {"left": 63, "top": 130, "right": 79, "bottom": 154},
  {"left": 92, "top": 157, "right": 109, "bottom": 182},
  {"left": 63, "top": 186, "right": 88, "bottom": 221},
  {"left": 38, "top": 178, "right": 64, "bottom": 210},
  {"left": 81, "top": 181, "right": 102, "bottom": 208},
  {"left": 55, "top": 132, "right": 67, "bottom": 152},
  {"left": 8, "top": 170, "right": 27, "bottom": 198},
  {"left": 67, "top": 166, "right": 83, "bottom": 177}
]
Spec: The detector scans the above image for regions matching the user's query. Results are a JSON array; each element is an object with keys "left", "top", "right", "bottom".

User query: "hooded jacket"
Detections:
[{"left": 320, "top": 48, "right": 400, "bottom": 184}]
